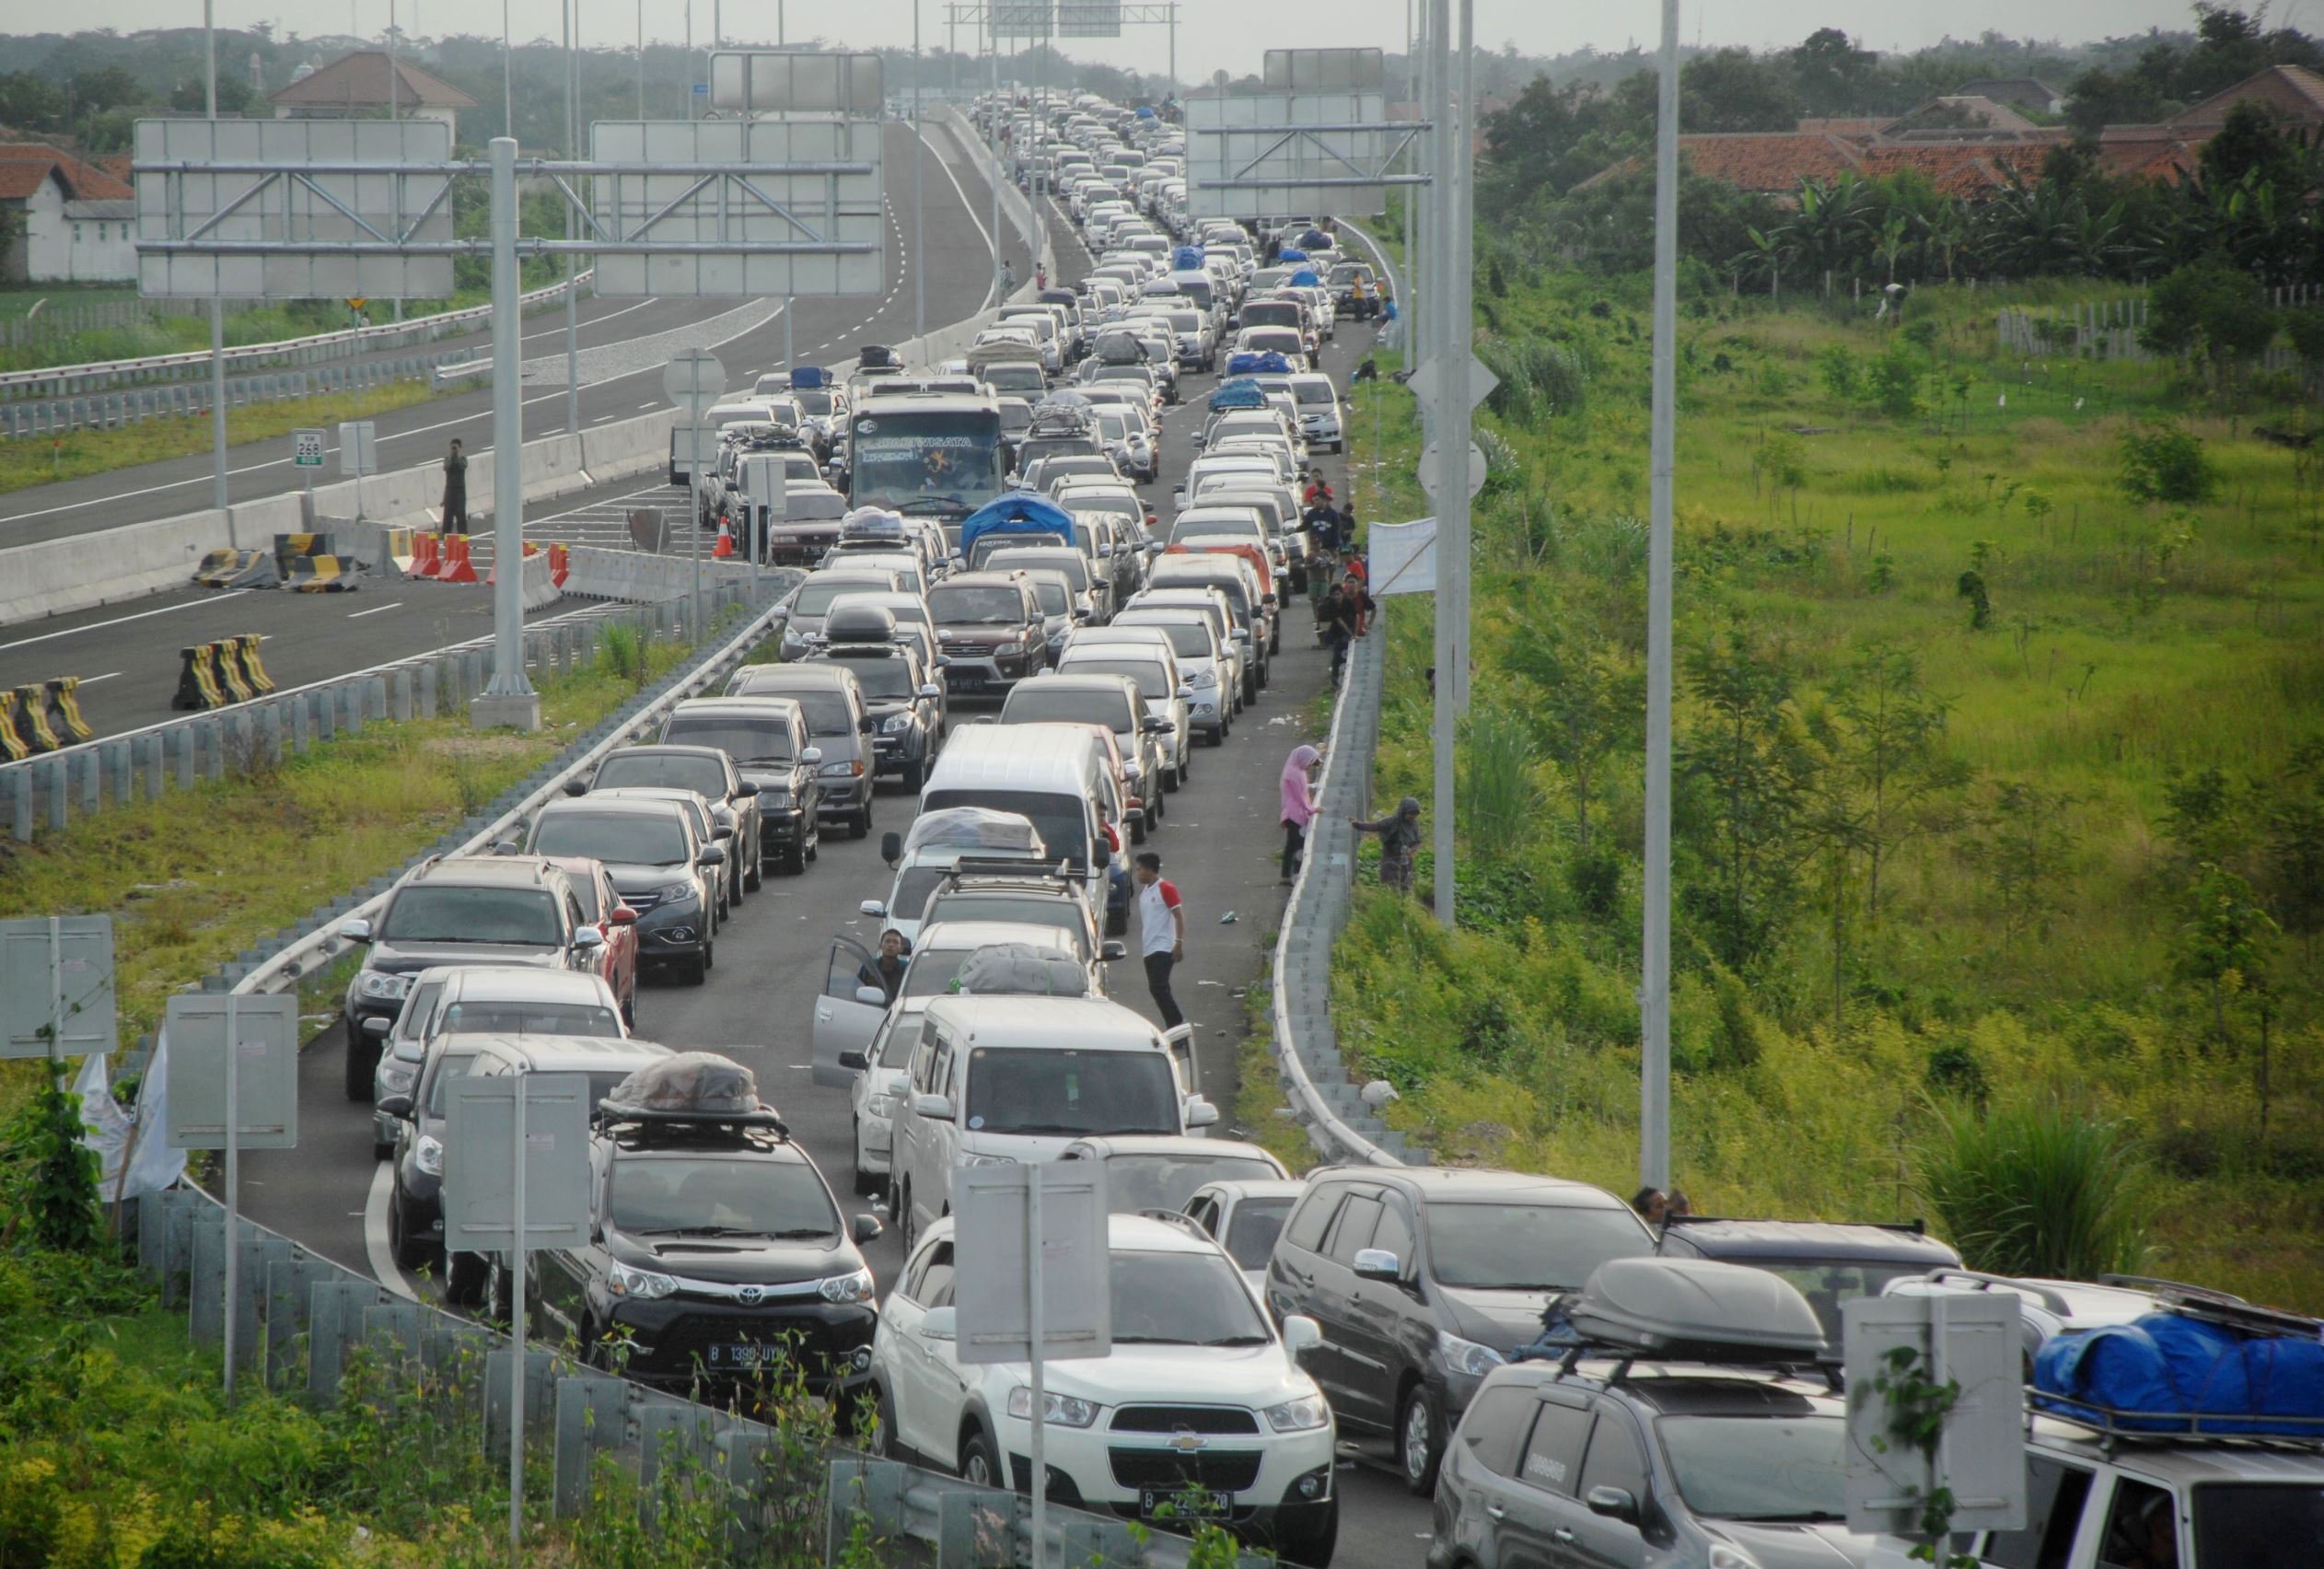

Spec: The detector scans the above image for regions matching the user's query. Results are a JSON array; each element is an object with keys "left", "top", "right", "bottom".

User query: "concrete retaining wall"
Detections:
[{"left": 1, "top": 509, "right": 234, "bottom": 619}]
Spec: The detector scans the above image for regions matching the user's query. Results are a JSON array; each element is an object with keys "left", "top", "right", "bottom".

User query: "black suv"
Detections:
[
  {"left": 926, "top": 571, "right": 1047, "bottom": 698},
  {"left": 499, "top": 1055, "right": 886, "bottom": 1401},
  {"left": 568, "top": 743, "right": 766, "bottom": 887},
  {"left": 337, "top": 855, "right": 598, "bottom": 1098},
  {"left": 523, "top": 796, "right": 725, "bottom": 985},
  {"left": 809, "top": 639, "right": 947, "bottom": 790},
  {"left": 651, "top": 699, "right": 823, "bottom": 877},
  {"left": 1655, "top": 1215, "right": 1961, "bottom": 1345},
  {"left": 1264, "top": 1168, "right": 1656, "bottom": 1494}
]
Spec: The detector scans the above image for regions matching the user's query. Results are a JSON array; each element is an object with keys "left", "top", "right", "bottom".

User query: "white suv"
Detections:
[{"left": 867, "top": 1212, "right": 1341, "bottom": 1565}]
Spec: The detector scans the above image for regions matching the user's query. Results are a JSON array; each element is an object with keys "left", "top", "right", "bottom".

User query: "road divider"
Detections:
[
  {"left": 436, "top": 535, "right": 480, "bottom": 584},
  {"left": 0, "top": 675, "right": 95, "bottom": 756},
  {"left": 284, "top": 556, "right": 356, "bottom": 593},
  {"left": 193, "top": 549, "right": 280, "bottom": 589}
]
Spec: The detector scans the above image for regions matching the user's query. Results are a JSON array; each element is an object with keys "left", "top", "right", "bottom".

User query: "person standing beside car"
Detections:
[
  {"left": 1133, "top": 852, "right": 1186, "bottom": 1031},
  {"left": 1280, "top": 744, "right": 1321, "bottom": 884}
]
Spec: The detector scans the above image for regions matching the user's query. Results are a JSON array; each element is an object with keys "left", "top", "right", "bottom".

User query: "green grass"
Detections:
[
  {"left": 1331, "top": 272, "right": 2324, "bottom": 1310},
  {"left": 0, "top": 380, "right": 436, "bottom": 494}
]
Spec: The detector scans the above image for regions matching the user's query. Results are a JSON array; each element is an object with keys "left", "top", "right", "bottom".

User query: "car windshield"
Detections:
[
  {"left": 960, "top": 1047, "right": 1178, "bottom": 1135},
  {"left": 929, "top": 585, "right": 1027, "bottom": 625},
  {"left": 381, "top": 887, "right": 562, "bottom": 947},
  {"left": 1062, "top": 657, "right": 1167, "bottom": 701},
  {"left": 794, "top": 578, "right": 891, "bottom": 616},
  {"left": 889, "top": 866, "right": 953, "bottom": 924},
  {"left": 1426, "top": 1203, "right": 1653, "bottom": 1291},
  {"left": 593, "top": 754, "right": 728, "bottom": 798},
  {"left": 656, "top": 716, "right": 798, "bottom": 764},
  {"left": 1027, "top": 579, "right": 1071, "bottom": 616},
  {"left": 1109, "top": 1249, "right": 1272, "bottom": 1346},
  {"left": 1294, "top": 381, "right": 1334, "bottom": 406},
  {"left": 2194, "top": 1483, "right": 2324, "bottom": 1567},
  {"left": 1098, "top": 1153, "right": 1284, "bottom": 1214},
  {"left": 923, "top": 789, "right": 1089, "bottom": 868},
  {"left": 1656, "top": 1413, "right": 1849, "bottom": 1523},
  {"left": 1120, "top": 620, "right": 1208, "bottom": 659},
  {"left": 532, "top": 812, "right": 690, "bottom": 866},
  {"left": 422, "top": 1052, "right": 482, "bottom": 1114},
  {"left": 992, "top": 552, "right": 1090, "bottom": 591},
  {"left": 1004, "top": 689, "right": 1133, "bottom": 733},
  {"left": 724, "top": 691, "right": 850, "bottom": 738},
  {"left": 795, "top": 390, "right": 835, "bottom": 415},
  {"left": 1221, "top": 1196, "right": 1294, "bottom": 1271},
  {"left": 437, "top": 1001, "right": 621, "bottom": 1037},
  {"left": 610, "top": 1156, "right": 841, "bottom": 1238},
  {"left": 1064, "top": 494, "right": 1138, "bottom": 522},
  {"left": 827, "top": 657, "right": 916, "bottom": 700},
  {"left": 923, "top": 896, "right": 1088, "bottom": 958},
  {"left": 1757, "top": 1262, "right": 1934, "bottom": 1344}
]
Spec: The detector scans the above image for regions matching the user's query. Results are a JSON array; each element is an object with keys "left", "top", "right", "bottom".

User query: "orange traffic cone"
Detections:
[{"left": 713, "top": 517, "right": 735, "bottom": 559}]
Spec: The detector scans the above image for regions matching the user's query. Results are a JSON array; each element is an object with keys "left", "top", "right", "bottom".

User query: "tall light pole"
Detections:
[
  {"left": 636, "top": 0, "right": 645, "bottom": 117},
  {"left": 205, "top": 0, "right": 227, "bottom": 517},
  {"left": 502, "top": 0, "right": 513, "bottom": 140},
  {"left": 913, "top": 0, "right": 926, "bottom": 338},
  {"left": 1426, "top": 0, "right": 1455, "bottom": 925},
  {"left": 1640, "top": 0, "right": 1681, "bottom": 1193},
  {"left": 476, "top": 135, "right": 540, "bottom": 731},
  {"left": 564, "top": 0, "right": 581, "bottom": 435},
  {"left": 989, "top": 20, "right": 1004, "bottom": 305}
]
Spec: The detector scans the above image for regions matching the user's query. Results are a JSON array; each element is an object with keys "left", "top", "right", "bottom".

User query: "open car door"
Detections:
[{"left": 811, "top": 936, "right": 888, "bottom": 1087}]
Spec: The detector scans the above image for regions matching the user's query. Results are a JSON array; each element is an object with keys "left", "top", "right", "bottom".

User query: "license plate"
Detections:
[
  {"left": 1140, "top": 1488, "right": 1230, "bottom": 1520},
  {"left": 704, "top": 1342, "right": 772, "bottom": 1369},
  {"left": 949, "top": 674, "right": 986, "bottom": 691}
]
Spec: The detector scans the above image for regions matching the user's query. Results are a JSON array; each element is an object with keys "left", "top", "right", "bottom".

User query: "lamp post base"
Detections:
[{"left": 470, "top": 692, "right": 542, "bottom": 733}]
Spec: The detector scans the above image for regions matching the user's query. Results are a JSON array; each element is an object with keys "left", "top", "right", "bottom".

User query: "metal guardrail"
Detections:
[
  {"left": 0, "top": 271, "right": 591, "bottom": 406},
  {"left": 828, "top": 1458, "right": 1270, "bottom": 1569},
  {"left": 4, "top": 354, "right": 459, "bottom": 439}
]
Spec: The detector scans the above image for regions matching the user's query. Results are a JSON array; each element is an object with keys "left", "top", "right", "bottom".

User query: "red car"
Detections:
[{"left": 546, "top": 855, "right": 640, "bottom": 1028}]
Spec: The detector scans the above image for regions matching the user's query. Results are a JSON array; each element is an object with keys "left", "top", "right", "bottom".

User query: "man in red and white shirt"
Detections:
[{"left": 1132, "top": 852, "right": 1186, "bottom": 1031}]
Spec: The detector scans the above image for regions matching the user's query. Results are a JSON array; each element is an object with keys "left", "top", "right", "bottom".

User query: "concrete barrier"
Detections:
[
  {"left": 0, "top": 509, "right": 234, "bottom": 624},
  {"left": 520, "top": 548, "right": 561, "bottom": 611},
  {"left": 227, "top": 493, "right": 306, "bottom": 547}
]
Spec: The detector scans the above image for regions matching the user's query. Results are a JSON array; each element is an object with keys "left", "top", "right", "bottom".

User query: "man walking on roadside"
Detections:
[
  {"left": 1133, "top": 851, "right": 1186, "bottom": 1032},
  {"left": 441, "top": 438, "right": 469, "bottom": 533}
]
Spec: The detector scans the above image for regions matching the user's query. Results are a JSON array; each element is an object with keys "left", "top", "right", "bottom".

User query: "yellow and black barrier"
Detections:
[
  {"left": 44, "top": 678, "right": 93, "bottom": 743},
  {"left": 10, "top": 685, "right": 61, "bottom": 751},
  {"left": 226, "top": 634, "right": 275, "bottom": 695},
  {"left": 173, "top": 644, "right": 227, "bottom": 711},
  {"left": 283, "top": 555, "right": 356, "bottom": 593},
  {"left": 192, "top": 549, "right": 281, "bottom": 590},
  {"left": 0, "top": 691, "right": 32, "bottom": 761}
]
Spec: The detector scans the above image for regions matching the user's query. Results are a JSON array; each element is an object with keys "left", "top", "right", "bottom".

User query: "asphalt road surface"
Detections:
[{"left": 206, "top": 203, "right": 1436, "bottom": 1568}]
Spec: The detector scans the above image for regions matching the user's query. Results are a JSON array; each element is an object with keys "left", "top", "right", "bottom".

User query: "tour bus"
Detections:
[{"left": 840, "top": 391, "right": 1009, "bottom": 530}]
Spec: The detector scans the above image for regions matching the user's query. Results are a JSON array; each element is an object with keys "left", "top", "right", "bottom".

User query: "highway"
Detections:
[
  {"left": 204, "top": 215, "right": 1438, "bottom": 1566},
  {"left": 0, "top": 117, "right": 1012, "bottom": 738}
]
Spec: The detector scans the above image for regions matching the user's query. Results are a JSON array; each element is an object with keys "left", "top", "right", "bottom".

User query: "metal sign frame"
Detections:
[
  {"left": 1055, "top": 3, "right": 1124, "bottom": 36},
  {"left": 0, "top": 915, "right": 118, "bottom": 1060},
  {"left": 1184, "top": 91, "right": 1421, "bottom": 218},
  {"left": 441, "top": 1073, "right": 593, "bottom": 1255}
]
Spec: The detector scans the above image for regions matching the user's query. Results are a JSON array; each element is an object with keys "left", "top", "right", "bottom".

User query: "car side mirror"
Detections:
[
  {"left": 1141, "top": 715, "right": 1169, "bottom": 733},
  {"left": 362, "top": 1015, "right": 392, "bottom": 1038},
  {"left": 923, "top": 1306, "right": 959, "bottom": 1341},
  {"left": 852, "top": 1213, "right": 885, "bottom": 1243},
  {"left": 854, "top": 985, "right": 889, "bottom": 1006},
  {"left": 860, "top": 899, "right": 889, "bottom": 919},
  {"left": 698, "top": 844, "right": 728, "bottom": 867},
  {"left": 919, "top": 683, "right": 944, "bottom": 699},
  {"left": 1175, "top": 684, "right": 1194, "bottom": 701},
  {"left": 880, "top": 831, "right": 904, "bottom": 866},
  {"left": 1280, "top": 1314, "right": 1323, "bottom": 1355},
  {"left": 1186, "top": 1098, "right": 1220, "bottom": 1128},
  {"left": 712, "top": 821, "right": 735, "bottom": 840},
  {"left": 338, "top": 919, "right": 374, "bottom": 944},
  {"left": 802, "top": 747, "right": 825, "bottom": 766},
  {"left": 859, "top": 714, "right": 877, "bottom": 734},
  {"left": 610, "top": 906, "right": 638, "bottom": 926},
  {"left": 736, "top": 779, "right": 761, "bottom": 797},
  {"left": 1101, "top": 939, "right": 1128, "bottom": 961},
  {"left": 912, "top": 1092, "right": 955, "bottom": 1122},
  {"left": 839, "top": 1048, "right": 870, "bottom": 1072},
  {"left": 378, "top": 1092, "right": 413, "bottom": 1120},
  {"left": 1352, "top": 1248, "right": 1402, "bottom": 1283},
  {"left": 574, "top": 927, "right": 606, "bottom": 952},
  {"left": 1585, "top": 1487, "right": 1639, "bottom": 1525}
]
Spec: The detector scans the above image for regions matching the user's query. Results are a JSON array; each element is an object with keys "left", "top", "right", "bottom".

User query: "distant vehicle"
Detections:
[{"left": 843, "top": 392, "right": 1009, "bottom": 528}]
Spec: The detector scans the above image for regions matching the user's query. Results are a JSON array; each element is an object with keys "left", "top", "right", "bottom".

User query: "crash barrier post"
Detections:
[
  {"left": 0, "top": 692, "right": 28, "bottom": 761},
  {"left": 9, "top": 685, "right": 61, "bottom": 753},
  {"left": 45, "top": 678, "right": 95, "bottom": 744},
  {"left": 228, "top": 634, "right": 276, "bottom": 695},
  {"left": 283, "top": 555, "right": 355, "bottom": 593},
  {"left": 214, "top": 645, "right": 255, "bottom": 703},
  {"left": 172, "top": 644, "right": 227, "bottom": 712},
  {"left": 192, "top": 548, "right": 281, "bottom": 590},
  {"left": 436, "top": 534, "right": 480, "bottom": 584}
]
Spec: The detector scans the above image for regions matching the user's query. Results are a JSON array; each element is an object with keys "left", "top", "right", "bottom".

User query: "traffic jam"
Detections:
[{"left": 327, "top": 90, "right": 2323, "bottom": 1569}]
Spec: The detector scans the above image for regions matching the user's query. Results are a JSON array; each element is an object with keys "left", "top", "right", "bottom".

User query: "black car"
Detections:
[
  {"left": 1264, "top": 1168, "right": 1657, "bottom": 1495},
  {"left": 569, "top": 743, "right": 766, "bottom": 889},
  {"left": 524, "top": 796, "right": 726, "bottom": 985},
  {"left": 500, "top": 1054, "right": 885, "bottom": 1401},
  {"left": 381, "top": 1035, "right": 488, "bottom": 1285},
  {"left": 1655, "top": 1215, "right": 1962, "bottom": 1345},
  {"left": 810, "top": 643, "right": 947, "bottom": 790},
  {"left": 336, "top": 854, "right": 600, "bottom": 1099},
  {"left": 653, "top": 699, "right": 822, "bottom": 877}
]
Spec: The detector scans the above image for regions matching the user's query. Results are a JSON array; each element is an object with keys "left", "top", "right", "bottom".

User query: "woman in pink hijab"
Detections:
[{"left": 1280, "top": 743, "right": 1323, "bottom": 884}]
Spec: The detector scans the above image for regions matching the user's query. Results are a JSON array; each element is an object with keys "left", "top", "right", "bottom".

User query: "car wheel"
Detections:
[
  {"left": 702, "top": 936, "right": 715, "bottom": 973},
  {"left": 373, "top": 1134, "right": 393, "bottom": 1162},
  {"left": 1177, "top": 749, "right": 1191, "bottom": 788},
  {"left": 959, "top": 1425, "right": 1003, "bottom": 1491},
  {"left": 862, "top": 1382, "right": 898, "bottom": 1458},
  {"left": 683, "top": 950, "right": 709, "bottom": 986},
  {"left": 389, "top": 1189, "right": 430, "bottom": 1271},
  {"left": 853, "top": 801, "right": 874, "bottom": 840},
  {"left": 1397, "top": 1385, "right": 1445, "bottom": 1495},
  {"left": 622, "top": 988, "right": 637, "bottom": 1029},
  {"left": 898, "top": 1184, "right": 916, "bottom": 1256},
  {"left": 1273, "top": 1497, "right": 1340, "bottom": 1568},
  {"left": 1131, "top": 812, "right": 1147, "bottom": 845},
  {"left": 483, "top": 1255, "right": 513, "bottom": 1324},
  {"left": 782, "top": 843, "right": 808, "bottom": 876},
  {"left": 806, "top": 828, "right": 819, "bottom": 863},
  {"left": 345, "top": 1027, "right": 378, "bottom": 1101},
  {"left": 744, "top": 852, "right": 762, "bottom": 893},
  {"left": 902, "top": 755, "right": 926, "bottom": 791},
  {"left": 445, "top": 1248, "right": 484, "bottom": 1308}
]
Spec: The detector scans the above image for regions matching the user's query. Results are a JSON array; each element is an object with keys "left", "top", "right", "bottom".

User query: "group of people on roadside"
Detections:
[{"left": 1278, "top": 741, "right": 1424, "bottom": 895}]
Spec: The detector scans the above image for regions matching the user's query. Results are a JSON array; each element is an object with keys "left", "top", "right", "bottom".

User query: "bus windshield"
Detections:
[{"left": 849, "top": 409, "right": 1006, "bottom": 520}]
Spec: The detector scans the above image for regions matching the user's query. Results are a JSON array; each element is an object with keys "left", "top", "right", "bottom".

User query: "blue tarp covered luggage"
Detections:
[
  {"left": 1288, "top": 268, "right": 1321, "bottom": 287},
  {"left": 1277, "top": 247, "right": 1308, "bottom": 263},
  {"left": 958, "top": 494, "right": 1086, "bottom": 563},
  {"left": 1208, "top": 378, "right": 1267, "bottom": 410},
  {"left": 1226, "top": 350, "right": 1294, "bottom": 377},
  {"left": 790, "top": 366, "right": 831, "bottom": 389},
  {"left": 1298, "top": 228, "right": 1330, "bottom": 250},
  {"left": 1173, "top": 245, "right": 1206, "bottom": 273},
  {"left": 2033, "top": 1311, "right": 2324, "bottom": 1437}
]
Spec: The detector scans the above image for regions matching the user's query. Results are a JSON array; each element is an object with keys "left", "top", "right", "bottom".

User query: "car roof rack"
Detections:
[
  {"left": 1662, "top": 1213, "right": 1930, "bottom": 1236},
  {"left": 2031, "top": 1395, "right": 2324, "bottom": 1452},
  {"left": 941, "top": 856, "right": 1080, "bottom": 885}
]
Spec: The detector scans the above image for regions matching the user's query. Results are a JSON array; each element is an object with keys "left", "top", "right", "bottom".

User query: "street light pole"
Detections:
[
  {"left": 204, "top": 0, "right": 227, "bottom": 519},
  {"left": 476, "top": 135, "right": 540, "bottom": 730},
  {"left": 1640, "top": 0, "right": 1681, "bottom": 1193},
  {"left": 503, "top": 0, "right": 514, "bottom": 140},
  {"left": 564, "top": 0, "right": 581, "bottom": 435},
  {"left": 1426, "top": 0, "right": 1456, "bottom": 926},
  {"left": 913, "top": 0, "right": 926, "bottom": 338}
]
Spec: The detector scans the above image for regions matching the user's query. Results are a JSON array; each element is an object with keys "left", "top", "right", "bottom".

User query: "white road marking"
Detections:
[
  {"left": 364, "top": 1163, "right": 421, "bottom": 1302},
  {"left": 0, "top": 590, "right": 251, "bottom": 652},
  {"left": 78, "top": 670, "right": 123, "bottom": 684},
  {"left": 347, "top": 601, "right": 402, "bottom": 618}
]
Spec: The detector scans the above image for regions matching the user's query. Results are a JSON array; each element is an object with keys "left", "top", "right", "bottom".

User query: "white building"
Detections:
[
  {"left": 0, "top": 145, "right": 139, "bottom": 284},
  {"left": 268, "top": 51, "right": 477, "bottom": 140}
]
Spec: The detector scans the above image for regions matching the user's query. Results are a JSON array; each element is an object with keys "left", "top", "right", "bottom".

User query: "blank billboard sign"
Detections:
[
  {"left": 1263, "top": 49, "right": 1387, "bottom": 91},
  {"left": 134, "top": 118, "right": 455, "bottom": 299},
  {"left": 588, "top": 118, "right": 887, "bottom": 298},
  {"left": 993, "top": 1, "right": 1055, "bottom": 36},
  {"left": 1057, "top": 2, "right": 1123, "bottom": 35},
  {"left": 710, "top": 52, "right": 885, "bottom": 115},
  {"left": 1184, "top": 91, "right": 1394, "bottom": 219}
]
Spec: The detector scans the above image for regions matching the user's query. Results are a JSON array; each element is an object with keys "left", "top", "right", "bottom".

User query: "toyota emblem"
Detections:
[{"left": 738, "top": 1285, "right": 763, "bottom": 1307}]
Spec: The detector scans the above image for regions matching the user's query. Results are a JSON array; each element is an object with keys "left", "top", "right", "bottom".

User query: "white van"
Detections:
[
  {"left": 888, "top": 994, "right": 1218, "bottom": 1249},
  {"left": 918, "top": 726, "right": 1124, "bottom": 909}
]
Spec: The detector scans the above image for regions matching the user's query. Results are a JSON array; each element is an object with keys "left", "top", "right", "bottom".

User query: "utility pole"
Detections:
[
  {"left": 1426, "top": 0, "right": 1458, "bottom": 925},
  {"left": 1640, "top": 0, "right": 1680, "bottom": 1193},
  {"left": 1452, "top": 0, "right": 1473, "bottom": 721},
  {"left": 205, "top": 0, "right": 227, "bottom": 518},
  {"left": 636, "top": 0, "right": 645, "bottom": 117},
  {"left": 989, "top": 21, "right": 1004, "bottom": 305},
  {"left": 503, "top": 0, "right": 514, "bottom": 140},
  {"left": 564, "top": 0, "right": 581, "bottom": 434},
  {"left": 913, "top": 0, "right": 926, "bottom": 338},
  {"left": 387, "top": 0, "right": 401, "bottom": 323},
  {"left": 475, "top": 135, "right": 540, "bottom": 730}
]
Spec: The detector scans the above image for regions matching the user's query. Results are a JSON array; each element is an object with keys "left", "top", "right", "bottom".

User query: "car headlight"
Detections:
[
  {"left": 608, "top": 1260, "right": 679, "bottom": 1300},
  {"left": 660, "top": 887, "right": 702, "bottom": 912},
  {"left": 820, "top": 760, "right": 861, "bottom": 779},
  {"left": 1263, "top": 1395, "right": 1330, "bottom": 1433},
  {"left": 377, "top": 1059, "right": 417, "bottom": 1093},
  {"left": 359, "top": 971, "right": 410, "bottom": 1001},
  {"left": 1189, "top": 668, "right": 1217, "bottom": 688},
  {"left": 994, "top": 642, "right": 1026, "bottom": 657},
  {"left": 1008, "top": 1387, "right": 1100, "bottom": 1427},
  {"left": 961, "top": 1152, "right": 1017, "bottom": 1168},
  {"left": 882, "top": 713, "right": 914, "bottom": 734},
  {"left": 414, "top": 1135, "right": 444, "bottom": 1176},
  {"left": 1437, "top": 1331, "right": 1506, "bottom": 1379},
  {"left": 1707, "top": 1547, "right": 1763, "bottom": 1569},
  {"left": 818, "top": 1267, "right": 877, "bottom": 1305}
]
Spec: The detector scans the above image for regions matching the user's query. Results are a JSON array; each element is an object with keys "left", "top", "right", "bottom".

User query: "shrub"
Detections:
[
  {"left": 1867, "top": 347, "right": 1924, "bottom": 420},
  {"left": 2118, "top": 419, "right": 2217, "bottom": 506},
  {"left": 1915, "top": 1097, "right": 2150, "bottom": 1278},
  {"left": 1819, "top": 345, "right": 1860, "bottom": 401},
  {"left": 1458, "top": 708, "right": 1546, "bottom": 861}
]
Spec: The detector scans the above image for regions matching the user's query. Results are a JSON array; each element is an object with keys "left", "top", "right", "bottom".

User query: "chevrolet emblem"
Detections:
[{"left": 1168, "top": 1428, "right": 1208, "bottom": 1453}]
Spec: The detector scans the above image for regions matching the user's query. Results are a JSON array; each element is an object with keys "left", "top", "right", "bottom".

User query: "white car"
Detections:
[
  {"left": 1181, "top": 1178, "right": 1307, "bottom": 1300},
  {"left": 842, "top": 996, "right": 928, "bottom": 1196},
  {"left": 867, "top": 1212, "right": 1342, "bottom": 1565}
]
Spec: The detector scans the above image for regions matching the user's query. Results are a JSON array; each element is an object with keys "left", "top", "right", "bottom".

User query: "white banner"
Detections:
[{"left": 1368, "top": 517, "right": 1437, "bottom": 596}]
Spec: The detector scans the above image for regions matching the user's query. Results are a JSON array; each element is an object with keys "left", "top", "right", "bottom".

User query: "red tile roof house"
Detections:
[{"left": 0, "top": 144, "right": 138, "bottom": 283}]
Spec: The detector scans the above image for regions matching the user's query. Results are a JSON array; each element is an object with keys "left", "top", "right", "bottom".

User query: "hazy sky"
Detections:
[{"left": 39, "top": 1, "right": 2216, "bottom": 81}]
